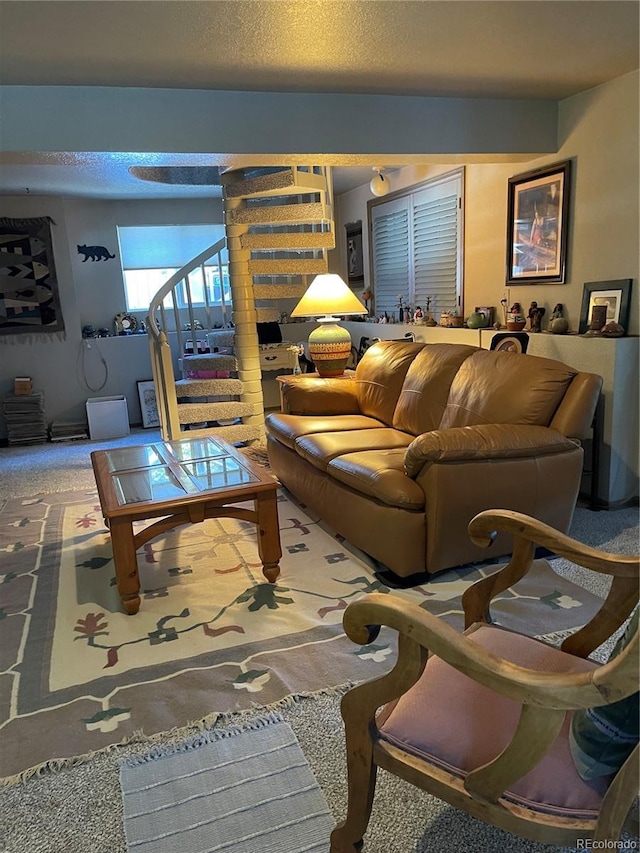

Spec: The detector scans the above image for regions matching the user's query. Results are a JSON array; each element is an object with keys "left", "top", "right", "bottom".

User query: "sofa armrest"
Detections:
[
  {"left": 278, "top": 374, "right": 360, "bottom": 415},
  {"left": 404, "top": 424, "right": 578, "bottom": 479},
  {"left": 549, "top": 372, "right": 603, "bottom": 439}
]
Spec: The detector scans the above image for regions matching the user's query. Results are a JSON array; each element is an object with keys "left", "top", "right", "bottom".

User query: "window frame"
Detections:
[{"left": 367, "top": 168, "right": 465, "bottom": 321}]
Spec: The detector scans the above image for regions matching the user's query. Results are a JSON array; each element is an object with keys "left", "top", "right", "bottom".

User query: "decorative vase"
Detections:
[
  {"left": 549, "top": 317, "right": 569, "bottom": 335},
  {"left": 466, "top": 311, "right": 489, "bottom": 329}
]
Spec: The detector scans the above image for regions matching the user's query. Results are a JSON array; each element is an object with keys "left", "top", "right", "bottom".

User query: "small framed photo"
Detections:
[
  {"left": 474, "top": 306, "right": 494, "bottom": 326},
  {"left": 506, "top": 160, "right": 571, "bottom": 285},
  {"left": 345, "top": 221, "right": 365, "bottom": 286},
  {"left": 137, "top": 380, "right": 160, "bottom": 428},
  {"left": 579, "top": 280, "right": 632, "bottom": 334}
]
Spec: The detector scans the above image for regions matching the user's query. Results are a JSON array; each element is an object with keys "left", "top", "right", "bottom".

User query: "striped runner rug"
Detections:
[{"left": 119, "top": 715, "right": 333, "bottom": 853}]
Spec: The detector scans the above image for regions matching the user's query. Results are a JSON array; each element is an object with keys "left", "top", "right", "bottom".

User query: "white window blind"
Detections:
[
  {"left": 370, "top": 170, "right": 463, "bottom": 320},
  {"left": 117, "top": 224, "right": 226, "bottom": 269},
  {"left": 371, "top": 197, "right": 410, "bottom": 317}
]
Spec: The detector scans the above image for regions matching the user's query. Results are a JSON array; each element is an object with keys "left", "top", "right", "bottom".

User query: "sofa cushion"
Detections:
[
  {"left": 328, "top": 448, "right": 425, "bottom": 510},
  {"left": 355, "top": 340, "right": 425, "bottom": 426},
  {"left": 440, "top": 350, "right": 577, "bottom": 429},
  {"left": 393, "top": 344, "right": 478, "bottom": 435},
  {"left": 295, "top": 429, "right": 413, "bottom": 472},
  {"left": 265, "top": 412, "right": 384, "bottom": 450},
  {"left": 378, "top": 624, "right": 606, "bottom": 818}
]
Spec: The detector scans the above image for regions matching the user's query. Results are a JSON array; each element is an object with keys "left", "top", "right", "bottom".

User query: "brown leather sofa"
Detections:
[{"left": 265, "top": 340, "right": 602, "bottom": 580}]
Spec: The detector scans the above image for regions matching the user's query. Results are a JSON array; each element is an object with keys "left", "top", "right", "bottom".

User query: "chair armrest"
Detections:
[
  {"left": 465, "top": 509, "right": 640, "bottom": 658},
  {"left": 278, "top": 374, "right": 360, "bottom": 415},
  {"left": 404, "top": 424, "right": 578, "bottom": 479},
  {"left": 344, "top": 592, "right": 635, "bottom": 709}
]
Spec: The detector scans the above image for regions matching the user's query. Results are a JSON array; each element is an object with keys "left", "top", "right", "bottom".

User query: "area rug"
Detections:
[
  {"left": 0, "top": 488, "right": 603, "bottom": 783},
  {"left": 120, "top": 715, "right": 333, "bottom": 853}
]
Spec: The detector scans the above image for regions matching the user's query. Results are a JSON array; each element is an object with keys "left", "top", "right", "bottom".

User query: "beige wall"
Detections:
[{"left": 335, "top": 70, "right": 639, "bottom": 337}]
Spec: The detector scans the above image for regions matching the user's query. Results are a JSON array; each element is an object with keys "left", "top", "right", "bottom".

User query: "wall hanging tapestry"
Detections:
[{"left": 0, "top": 216, "right": 65, "bottom": 341}]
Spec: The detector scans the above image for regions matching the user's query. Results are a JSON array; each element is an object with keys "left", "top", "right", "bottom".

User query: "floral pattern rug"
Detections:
[{"left": 0, "top": 488, "right": 602, "bottom": 783}]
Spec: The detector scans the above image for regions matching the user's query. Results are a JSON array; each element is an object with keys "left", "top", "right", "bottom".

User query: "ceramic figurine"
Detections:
[
  {"left": 549, "top": 304, "right": 569, "bottom": 335},
  {"left": 527, "top": 301, "right": 545, "bottom": 333},
  {"left": 507, "top": 303, "right": 526, "bottom": 331}
]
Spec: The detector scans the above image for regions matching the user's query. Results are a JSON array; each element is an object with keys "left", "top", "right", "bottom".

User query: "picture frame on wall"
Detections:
[
  {"left": 506, "top": 160, "right": 572, "bottom": 286},
  {"left": 578, "top": 279, "right": 632, "bottom": 334},
  {"left": 345, "top": 221, "right": 365, "bottom": 286},
  {"left": 137, "top": 380, "right": 160, "bottom": 428}
]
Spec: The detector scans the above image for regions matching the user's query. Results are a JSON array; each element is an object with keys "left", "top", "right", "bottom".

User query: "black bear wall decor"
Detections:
[{"left": 77, "top": 244, "right": 116, "bottom": 262}]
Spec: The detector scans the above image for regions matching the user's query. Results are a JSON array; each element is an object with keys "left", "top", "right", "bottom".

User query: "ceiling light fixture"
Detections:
[{"left": 370, "top": 168, "right": 390, "bottom": 197}]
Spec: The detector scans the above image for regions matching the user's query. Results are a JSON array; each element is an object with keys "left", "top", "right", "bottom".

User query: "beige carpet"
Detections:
[{"left": 0, "top": 487, "right": 603, "bottom": 784}]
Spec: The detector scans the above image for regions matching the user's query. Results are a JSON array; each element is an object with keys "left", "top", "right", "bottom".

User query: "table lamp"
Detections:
[{"left": 290, "top": 273, "right": 367, "bottom": 376}]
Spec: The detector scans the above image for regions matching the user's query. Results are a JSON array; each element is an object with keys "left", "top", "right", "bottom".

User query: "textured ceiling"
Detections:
[
  {"left": 1, "top": 0, "right": 637, "bottom": 98},
  {"left": 0, "top": 0, "right": 637, "bottom": 199}
]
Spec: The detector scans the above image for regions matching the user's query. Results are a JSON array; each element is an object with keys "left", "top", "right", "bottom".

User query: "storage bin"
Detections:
[{"left": 86, "top": 395, "right": 130, "bottom": 440}]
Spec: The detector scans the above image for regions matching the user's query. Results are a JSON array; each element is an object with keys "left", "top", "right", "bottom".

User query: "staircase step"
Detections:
[
  {"left": 256, "top": 307, "right": 282, "bottom": 323},
  {"left": 175, "top": 378, "right": 244, "bottom": 398},
  {"left": 206, "top": 329, "right": 236, "bottom": 349},
  {"left": 241, "top": 230, "right": 335, "bottom": 251},
  {"left": 182, "top": 353, "right": 237, "bottom": 373},
  {"left": 177, "top": 401, "right": 259, "bottom": 424},
  {"left": 226, "top": 202, "right": 329, "bottom": 227},
  {"left": 223, "top": 168, "right": 327, "bottom": 199},
  {"left": 248, "top": 258, "right": 327, "bottom": 276},
  {"left": 253, "top": 283, "right": 307, "bottom": 300},
  {"left": 176, "top": 423, "right": 264, "bottom": 444}
]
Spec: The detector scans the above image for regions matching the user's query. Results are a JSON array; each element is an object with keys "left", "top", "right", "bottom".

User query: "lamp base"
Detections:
[{"left": 308, "top": 318, "right": 352, "bottom": 377}]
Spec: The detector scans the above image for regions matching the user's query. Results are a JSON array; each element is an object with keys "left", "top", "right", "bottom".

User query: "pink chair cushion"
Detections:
[{"left": 378, "top": 624, "right": 609, "bottom": 818}]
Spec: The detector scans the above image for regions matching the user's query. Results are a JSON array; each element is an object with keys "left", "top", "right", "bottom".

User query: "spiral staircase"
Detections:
[{"left": 148, "top": 166, "right": 335, "bottom": 444}]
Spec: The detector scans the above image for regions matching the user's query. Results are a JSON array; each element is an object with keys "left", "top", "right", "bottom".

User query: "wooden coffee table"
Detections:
[{"left": 91, "top": 436, "right": 282, "bottom": 615}]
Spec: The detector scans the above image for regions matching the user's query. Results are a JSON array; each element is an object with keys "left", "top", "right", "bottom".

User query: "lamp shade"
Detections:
[
  {"left": 291, "top": 274, "right": 367, "bottom": 377},
  {"left": 290, "top": 273, "right": 368, "bottom": 319}
]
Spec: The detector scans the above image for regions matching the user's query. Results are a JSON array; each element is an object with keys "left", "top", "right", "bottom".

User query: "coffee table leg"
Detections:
[
  {"left": 110, "top": 517, "right": 141, "bottom": 615},
  {"left": 255, "top": 492, "right": 282, "bottom": 583}
]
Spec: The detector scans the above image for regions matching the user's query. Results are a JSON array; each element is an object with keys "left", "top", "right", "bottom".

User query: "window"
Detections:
[
  {"left": 117, "top": 225, "right": 228, "bottom": 311},
  {"left": 369, "top": 169, "right": 463, "bottom": 320}
]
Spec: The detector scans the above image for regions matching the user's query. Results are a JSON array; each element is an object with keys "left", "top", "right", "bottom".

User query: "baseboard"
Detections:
[{"left": 578, "top": 493, "right": 639, "bottom": 511}]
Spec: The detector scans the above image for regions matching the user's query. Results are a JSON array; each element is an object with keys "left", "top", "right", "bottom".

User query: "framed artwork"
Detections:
[
  {"left": 474, "top": 306, "right": 494, "bottom": 326},
  {"left": 137, "top": 380, "right": 160, "bottom": 428},
  {"left": 345, "top": 221, "right": 365, "bottom": 286},
  {"left": 506, "top": 160, "right": 571, "bottom": 285},
  {"left": 578, "top": 279, "right": 632, "bottom": 334}
]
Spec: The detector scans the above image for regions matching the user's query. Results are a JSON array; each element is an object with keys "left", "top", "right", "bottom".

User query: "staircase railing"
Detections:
[{"left": 147, "top": 237, "right": 228, "bottom": 440}]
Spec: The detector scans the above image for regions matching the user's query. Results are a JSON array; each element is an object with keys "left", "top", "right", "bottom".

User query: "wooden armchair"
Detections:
[{"left": 330, "top": 510, "right": 639, "bottom": 851}]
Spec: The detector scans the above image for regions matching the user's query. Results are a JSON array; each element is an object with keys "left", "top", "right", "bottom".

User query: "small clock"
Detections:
[{"left": 114, "top": 312, "right": 139, "bottom": 335}]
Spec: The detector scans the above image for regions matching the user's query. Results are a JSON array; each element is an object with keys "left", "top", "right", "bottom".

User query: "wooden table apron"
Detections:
[{"left": 91, "top": 448, "right": 282, "bottom": 615}]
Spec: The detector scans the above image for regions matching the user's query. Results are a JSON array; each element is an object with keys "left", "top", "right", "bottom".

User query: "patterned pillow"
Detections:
[{"left": 569, "top": 607, "right": 639, "bottom": 780}]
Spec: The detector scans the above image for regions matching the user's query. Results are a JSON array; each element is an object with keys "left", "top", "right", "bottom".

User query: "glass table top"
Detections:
[
  {"left": 103, "top": 437, "right": 260, "bottom": 506},
  {"left": 113, "top": 467, "right": 186, "bottom": 506}
]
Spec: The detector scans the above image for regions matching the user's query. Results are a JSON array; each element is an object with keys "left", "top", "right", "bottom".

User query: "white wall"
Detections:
[{"left": 0, "top": 196, "right": 224, "bottom": 432}]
